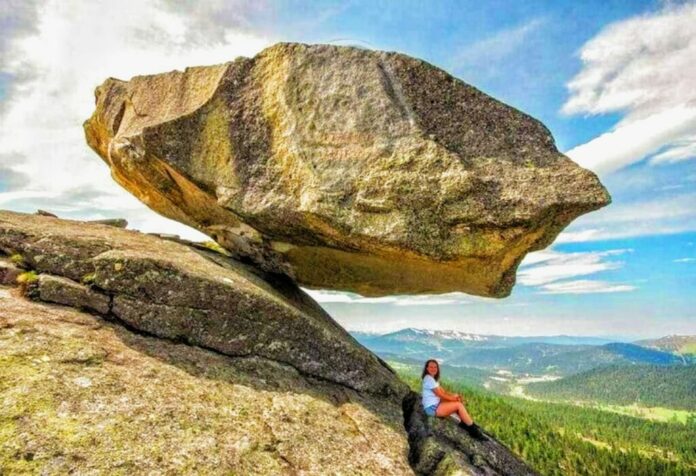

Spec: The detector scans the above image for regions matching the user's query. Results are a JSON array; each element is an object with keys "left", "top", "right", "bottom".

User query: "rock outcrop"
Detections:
[
  {"left": 403, "top": 394, "right": 535, "bottom": 476},
  {"left": 0, "top": 210, "right": 400, "bottom": 397},
  {"left": 84, "top": 42, "right": 610, "bottom": 297},
  {"left": 0, "top": 210, "right": 537, "bottom": 475},
  {"left": 0, "top": 286, "right": 412, "bottom": 475}
]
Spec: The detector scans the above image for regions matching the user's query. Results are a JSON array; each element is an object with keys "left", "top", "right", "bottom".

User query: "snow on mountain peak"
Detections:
[{"left": 401, "top": 328, "right": 488, "bottom": 341}]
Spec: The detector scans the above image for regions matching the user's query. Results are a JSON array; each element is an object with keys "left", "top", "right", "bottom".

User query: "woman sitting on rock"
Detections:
[{"left": 421, "top": 359, "right": 487, "bottom": 441}]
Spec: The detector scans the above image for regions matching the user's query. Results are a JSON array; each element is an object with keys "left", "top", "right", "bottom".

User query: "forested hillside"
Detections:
[
  {"left": 526, "top": 364, "right": 696, "bottom": 411},
  {"left": 399, "top": 371, "right": 696, "bottom": 475}
]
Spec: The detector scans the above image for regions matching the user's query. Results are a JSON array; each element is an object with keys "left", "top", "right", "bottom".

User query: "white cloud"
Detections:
[
  {"left": 518, "top": 248, "right": 632, "bottom": 289},
  {"left": 0, "top": 0, "right": 272, "bottom": 239},
  {"left": 302, "top": 290, "right": 398, "bottom": 304},
  {"left": 571, "top": 192, "right": 696, "bottom": 225},
  {"left": 517, "top": 247, "right": 637, "bottom": 294},
  {"left": 454, "top": 17, "right": 546, "bottom": 69},
  {"left": 302, "top": 289, "right": 473, "bottom": 306},
  {"left": 516, "top": 249, "right": 558, "bottom": 267},
  {"left": 394, "top": 295, "right": 472, "bottom": 306},
  {"left": 0, "top": 155, "right": 30, "bottom": 190},
  {"left": 518, "top": 248, "right": 631, "bottom": 285},
  {"left": 674, "top": 257, "right": 695, "bottom": 263},
  {"left": 554, "top": 228, "right": 604, "bottom": 244},
  {"left": 563, "top": 2, "right": 696, "bottom": 175},
  {"left": 556, "top": 192, "right": 696, "bottom": 242},
  {"left": 0, "top": 0, "right": 41, "bottom": 111},
  {"left": 0, "top": 185, "right": 210, "bottom": 239},
  {"left": 157, "top": 0, "right": 272, "bottom": 42},
  {"left": 650, "top": 134, "right": 696, "bottom": 164},
  {"left": 538, "top": 280, "right": 636, "bottom": 294},
  {"left": 566, "top": 107, "right": 696, "bottom": 174}
]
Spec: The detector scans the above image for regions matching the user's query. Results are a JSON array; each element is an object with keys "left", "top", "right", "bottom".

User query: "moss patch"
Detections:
[
  {"left": 9, "top": 254, "right": 25, "bottom": 267},
  {"left": 16, "top": 271, "right": 38, "bottom": 284}
]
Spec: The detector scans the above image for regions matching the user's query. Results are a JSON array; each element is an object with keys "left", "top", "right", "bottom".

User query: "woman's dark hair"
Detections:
[{"left": 421, "top": 359, "right": 440, "bottom": 381}]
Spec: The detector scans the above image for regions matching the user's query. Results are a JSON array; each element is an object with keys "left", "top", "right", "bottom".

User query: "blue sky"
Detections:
[{"left": 1, "top": 0, "right": 694, "bottom": 338}]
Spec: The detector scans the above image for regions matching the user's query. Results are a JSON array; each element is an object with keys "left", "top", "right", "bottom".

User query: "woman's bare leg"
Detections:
[{"left": 435, "top": 401, "right": 473, "bottom": 425}]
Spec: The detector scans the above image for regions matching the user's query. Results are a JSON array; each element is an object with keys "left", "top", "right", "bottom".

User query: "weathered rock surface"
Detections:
[
  {"left": 0, "top": 209, "right": 537, "bottom": 475},
  {"left": 403, "top": 394, "right": 535, "bottom": 476},
  {"left": 0, "top": 257, "right": 22, "bottom": 285},
  {"left": 84, "top": 42, "right": 610, "bottom": 297},
  {"left": 35, "top": 209, "right": 58, "bottom": 218},
  {"left": 0, "top": 287, "right": 412, "bottom": 475},
  {"left": 88, "top": 217, "right": 128, "bottom": 228},
  {"left": 0, "top": 209, "right": 400, "bottom": 396},
  {"left": 37, "top": 274, "right": 111, "bottom": 315}
]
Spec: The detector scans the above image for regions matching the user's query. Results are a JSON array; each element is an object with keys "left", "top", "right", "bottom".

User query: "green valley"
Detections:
[
  {"left": 398, "top": 370, "right": 696, "bottom": 475},
  {"left": 526, "top": 364, "right": 696, "bottom": 411},
  {"left": 360, "top": 330, "right": 696, "bottom": 474}
]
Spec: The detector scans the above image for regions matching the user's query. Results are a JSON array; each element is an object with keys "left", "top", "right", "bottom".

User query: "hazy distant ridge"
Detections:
[{"left": 352, "top": 329, "right": 690, "bottom": 377}]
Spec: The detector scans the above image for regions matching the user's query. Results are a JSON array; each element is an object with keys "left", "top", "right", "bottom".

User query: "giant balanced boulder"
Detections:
[{"left": 84, "top": 42, "right": 610, "bottom": 297}]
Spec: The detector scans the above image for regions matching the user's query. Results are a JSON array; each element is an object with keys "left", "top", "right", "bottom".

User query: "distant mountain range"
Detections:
[
  {"left": 351, "top": 328, "right": 694, "bottom": 377},
  {"left": 352, "top": 328, "right": 616, "bottom": 350}
]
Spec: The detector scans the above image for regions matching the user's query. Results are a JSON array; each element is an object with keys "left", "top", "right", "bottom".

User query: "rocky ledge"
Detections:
[
  {"left": 84, "top": 42, "right": 610, "bottom": 297},
  {"left": 1, "top": 210, "right": 536, "bottom": 475}
]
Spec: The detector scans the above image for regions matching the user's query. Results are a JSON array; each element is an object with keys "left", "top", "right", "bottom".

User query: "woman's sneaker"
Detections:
[{"left": 458, "top": 421, "right": 488, "bottom": 441}]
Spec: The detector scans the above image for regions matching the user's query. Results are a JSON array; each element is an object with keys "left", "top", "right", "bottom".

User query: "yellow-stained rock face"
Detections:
[{"left": 84, "top": 42, "right": 610, "bottom": 297}]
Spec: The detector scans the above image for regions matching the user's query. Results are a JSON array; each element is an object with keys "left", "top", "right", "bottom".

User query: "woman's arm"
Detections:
[{"left": 433, "top": 386, "right": 464, "bottom": 402}]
